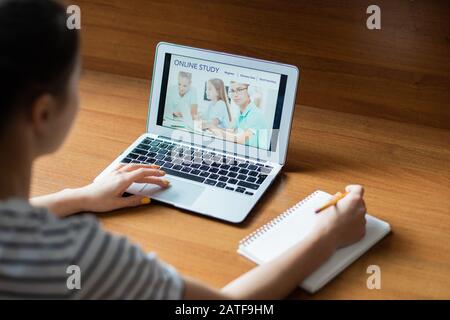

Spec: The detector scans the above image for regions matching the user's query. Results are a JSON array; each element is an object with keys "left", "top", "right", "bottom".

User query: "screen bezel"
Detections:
[{"left": 146, "top": 42, "right": 299, "bottom": 165}]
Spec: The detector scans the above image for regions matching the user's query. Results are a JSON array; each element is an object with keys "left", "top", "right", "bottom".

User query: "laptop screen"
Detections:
[{"left": 156, "top": 53, "right": 288, "bottom": 152}]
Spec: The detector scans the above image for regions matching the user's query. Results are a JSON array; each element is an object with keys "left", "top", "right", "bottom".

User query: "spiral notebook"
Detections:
[{"left": 238, "top": 190, "right": 391, "bottom": 293}]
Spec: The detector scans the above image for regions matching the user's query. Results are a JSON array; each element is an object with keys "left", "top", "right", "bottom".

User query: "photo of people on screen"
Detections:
[{"left": 162, "top": 55, "right": 280, "bottom": 150}]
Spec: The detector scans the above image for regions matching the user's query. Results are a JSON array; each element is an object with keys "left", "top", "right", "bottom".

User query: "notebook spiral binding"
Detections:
[{"left": 239, "top": 191, "right": 319, "bottom": 247}]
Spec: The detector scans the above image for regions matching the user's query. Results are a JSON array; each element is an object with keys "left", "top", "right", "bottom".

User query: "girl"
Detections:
[
  {"left": 203, "top": 79, "right": 233, "bottom": 129},
  {"left": 0, "top": 0, "right": 367, "bottom": 299}
]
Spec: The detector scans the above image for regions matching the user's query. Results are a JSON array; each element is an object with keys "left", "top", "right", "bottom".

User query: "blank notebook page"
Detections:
[{"left": 238, "top": 190, "right": 391, "bottom": 293}]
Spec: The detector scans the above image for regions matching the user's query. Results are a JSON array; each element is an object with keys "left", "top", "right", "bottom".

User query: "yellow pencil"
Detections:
[{"left": 315, "top": 191, "right": 349, "bottom": 213}]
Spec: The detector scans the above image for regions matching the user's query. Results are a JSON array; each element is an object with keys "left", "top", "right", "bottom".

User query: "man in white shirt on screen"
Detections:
[{"left": 166, "top": 71, "right": 198, "bottom": 121}]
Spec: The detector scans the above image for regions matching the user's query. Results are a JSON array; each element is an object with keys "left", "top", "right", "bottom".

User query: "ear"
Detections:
[{"left": 30, "top": 94, "right": 57, "bottom": 135}]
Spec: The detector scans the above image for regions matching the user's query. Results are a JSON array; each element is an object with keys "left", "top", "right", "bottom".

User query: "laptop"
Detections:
[{"left": 95, "top": 42, "right": 299, "bottom": 223}]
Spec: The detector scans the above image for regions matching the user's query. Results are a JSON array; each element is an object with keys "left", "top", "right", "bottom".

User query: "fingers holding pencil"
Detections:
[{"left": 315, "top": 185, "right": 366, "bottom": 214}]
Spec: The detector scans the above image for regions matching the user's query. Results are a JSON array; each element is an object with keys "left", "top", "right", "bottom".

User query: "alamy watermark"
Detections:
[
  {"left": 66, "top": 265, "right": 81, "bottom": 290},
  {"left": 366, "top": 264, "right": 381, "bottom": 289},
  {"left": 66, "top": 5, "right": 81, "bottom": 30},
  {"left": 366, "top": 5, "right": 381, "bottom": 30}
]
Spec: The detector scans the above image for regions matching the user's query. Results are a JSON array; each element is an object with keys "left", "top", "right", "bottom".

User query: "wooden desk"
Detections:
[{"left": 30, "top": 70, "right": 450, "bottom": 299}]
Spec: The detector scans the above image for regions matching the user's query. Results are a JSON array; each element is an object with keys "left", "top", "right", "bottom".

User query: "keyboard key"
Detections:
[
  {"left": 228, "top": 178, "right": 238, "bottom": 185},
  {"left": 209, "top": 173, "right": 219, "bottom": 180},
  {"left": 237, "top": 180, "right": 259, "bottom": 190},
  {"left": 235, "top": 188, "right": 245, "bottom": 193},
  {"left": 147, "top": 158, "right": 156, "bottom": 164},
  {"left": 147, "top": 152, "right": 157, "bottom": 158},
  {"left": 164, "top": 156, "right": 173, "bottom": 162},
  {"left": 239, "top": 168, "right": 249, "bottom": 174},
  {"left": 199, "top": 171, "right": 210, "bottom": 178},
  {"left": 173, "top": 158, "right": 183, "bottom": 165},
  {"left": 209, "top": 167, "right": 219, "bottom": 173},
  {"left": 216, "top": 182, "right": 226, "bottom": 188},
  {"left": 245, "top": 191, "right": 254, "bottom": 196},
  {"left": 162, "top": 162, "right": 174, "bottom": 169},
  {"left": 163, "top": 167, "right": 205, "bottom": 183},
  {"left": 247, "top": 164, "right": 258, "bottom": 171},
  {"left": 133, "top": 148, "right": 147, "bottom": 155},
  {"left": 260, "top": 167, "right": 272, "bottom": 174},
  {"left": 237, "top": 174, "right": 247, "bottom": 180},
  {"left": 121, "top": 158, "right": 132, "bottom": 163},
  {"left": 154, "top": 160, "right": 165, "bottom": 166},
  {"left": 218, "top": 169, "right": 228, "bottom": 175},
  {"left": 128, "top": 153, "right": 139, "bottom": 159},
  {"left": 238, "top": 162, "right": 248, "bottom": 168},
  {"left": 248, "top": 170, "right": 258, "bottom": 177},
  {"left": 199, "top": 165, "right": 209, "bottom": 171},
  {"left": 205, "top": 179, "right": 216, "bottom": 186},
  {"left": 220, "top": 164, "right": 230, "bottom": 170},
  {"left": 137, "top": 144, "right": 150, "bottom": 150},
  {"left": 218, "top": 176, "right": 228, "bottom": 182},
  {"left": 137, "top": 155, "right": 147, "bottom": 161},
  {"left": 182, "top": 160, "right": 192, "bottom": 166},
  {"left": 173, "top": 164, "right": 182, "bottom": 170},
  {"left": 181, "top": 166, "right": 192, "bottom": 173},
  {"left": 191, "top": 169, "right": 201, "bottom": 175},
  {"left": 256, "top": 174, "right": 268, "bottom": 184},
  {"left": 229, "top": 166, "right": 240, "bottom": 172},
  {"left": 246, "top": 176, "right": 257, "bottom": 183},
  {"left": 149, "top": 141, "right": 160, "bottom": 146},
  {"left": 227, "top": 171, "right": 238, "bottom": 178},
  {"left": 225, "top": 186, "right": 234, "bottom": 191},
  {"left": 155, "top": 154, "right": 165, "bottom": 160},
  {"left": 191, "top": 163, "right": 201, "bottom": 169},
  {"left": 142, "top": 138, "right": 153, "bottom": 145},
  {"left": 157, "top": 149, "right": 169, "bottom": 155},
  {"left": 212, "top": 155, "right": 222, "bottom": 163}
]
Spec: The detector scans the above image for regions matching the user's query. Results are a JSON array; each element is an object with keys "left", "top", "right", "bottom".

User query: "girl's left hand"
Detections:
[{"left": 79, "top": 164, "right": 170, "bottom": 213}]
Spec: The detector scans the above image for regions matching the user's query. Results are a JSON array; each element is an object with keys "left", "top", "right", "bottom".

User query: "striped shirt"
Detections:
[{"left": 0, "top": 198, "right": 184, "bottom": 299}]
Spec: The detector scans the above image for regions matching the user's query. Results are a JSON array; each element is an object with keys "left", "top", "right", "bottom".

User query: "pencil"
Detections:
[{"left": 315, "top": 191, "right": 349, "bottom": 213}]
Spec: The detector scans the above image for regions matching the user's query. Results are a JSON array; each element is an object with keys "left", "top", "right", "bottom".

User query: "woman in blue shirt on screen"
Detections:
[{"left": 203, "top": 78, "right": 233, "bottom": 129}]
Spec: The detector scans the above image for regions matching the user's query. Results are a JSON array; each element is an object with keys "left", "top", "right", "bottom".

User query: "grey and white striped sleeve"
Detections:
[{"left": 70, "top": 216, "right": 185, "bottom": 300}]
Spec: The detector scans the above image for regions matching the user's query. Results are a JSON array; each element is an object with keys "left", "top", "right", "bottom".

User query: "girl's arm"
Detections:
[
  {"left": 30, "top": 164, "right": 170, "bottom": 217},
  {"left": 183, "top": 185, "right": 367, "bottom": 299}
]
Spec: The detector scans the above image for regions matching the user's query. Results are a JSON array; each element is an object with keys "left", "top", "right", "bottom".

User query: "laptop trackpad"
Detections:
[{"left": 141, "top": 178, "right": 205, "bottom": 207}]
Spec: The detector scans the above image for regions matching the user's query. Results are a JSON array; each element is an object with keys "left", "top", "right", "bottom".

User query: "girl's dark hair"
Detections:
[{"left": 0, "top": 0, "right": 79, "bottom": 126}]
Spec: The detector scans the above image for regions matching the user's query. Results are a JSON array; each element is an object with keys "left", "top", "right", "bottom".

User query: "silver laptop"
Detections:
[{"left": 96, "top": 42, "right": 299, "bottom": 223}]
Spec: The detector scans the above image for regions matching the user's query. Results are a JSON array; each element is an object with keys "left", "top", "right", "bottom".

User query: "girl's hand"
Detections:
[
  {"left": 313, "top": 185, "right": 367, "bottom": 250},
  {"left": 79, "top": 164, "right": 170, "bottom": 213}
]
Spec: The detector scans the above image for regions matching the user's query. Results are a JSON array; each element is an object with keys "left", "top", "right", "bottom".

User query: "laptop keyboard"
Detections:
[{"left": 120, "top": 137, "right": 273, "bottom": 196}]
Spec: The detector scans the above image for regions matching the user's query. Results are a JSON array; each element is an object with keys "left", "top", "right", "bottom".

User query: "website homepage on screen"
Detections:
[{"left": 157, "top": 53, "right": 287, "bottom": 153}]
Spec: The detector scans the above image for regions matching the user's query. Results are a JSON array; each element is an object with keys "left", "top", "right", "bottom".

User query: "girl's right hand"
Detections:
[{"left": 314, "top": 185, "right": 367, "bottom": 250}]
